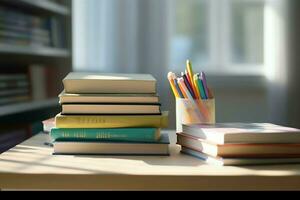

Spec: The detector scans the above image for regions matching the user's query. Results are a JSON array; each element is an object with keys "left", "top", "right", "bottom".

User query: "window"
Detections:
[{"left": 170, "top": 0, "right": 265, "bottom": 75}]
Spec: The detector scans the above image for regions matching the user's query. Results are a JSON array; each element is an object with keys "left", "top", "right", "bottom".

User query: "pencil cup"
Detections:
[{"left": 176, "top": 98, "right": 215, "bottom": 133}]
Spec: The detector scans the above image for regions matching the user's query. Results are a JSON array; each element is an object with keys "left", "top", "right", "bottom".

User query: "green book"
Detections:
[{"left": 50, "top": 128, "right": 161, "bottom": 142}]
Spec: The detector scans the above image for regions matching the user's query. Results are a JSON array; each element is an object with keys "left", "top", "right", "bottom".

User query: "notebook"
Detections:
[
  {"left": 63, "top": 72, "right": 156, "bottom": 94},
  {"left": 53, "top": 133, "right": 170, "bottom": 155},
  {"left": 181, "top": 147, "right": 300, "bottom": 166},
  {"left": 61, "top": 103, "right": 161, "bottom": 114},
  {"left": 182, "top": 123, "right": 300, "bottom": 144}
]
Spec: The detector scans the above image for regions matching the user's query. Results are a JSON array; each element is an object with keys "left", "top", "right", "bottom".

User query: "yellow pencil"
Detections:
[
  {"left": 167, "top": 72, "right": 180, "bottom": 98},
  {"left": 193, "top": 74, "right": 201, "bottom": 99}
]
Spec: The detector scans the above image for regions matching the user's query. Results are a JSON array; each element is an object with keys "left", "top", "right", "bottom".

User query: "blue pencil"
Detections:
[{"left": 196, "top": 74, "right": 207, "bottom": 99}]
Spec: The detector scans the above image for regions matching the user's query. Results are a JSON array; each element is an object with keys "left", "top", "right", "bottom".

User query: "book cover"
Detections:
[
  {"left": 63, "top": 72, "right": 157, "bottom": 94},
  {"left": 55, "top": 111, "right": 169, "bottom": 128},
  {"left": 59, "top": 91, "right": 159, "bottom": 104},
  {"left": 61, "top": 103, "right": 161, "bottom": 114},
  {"left": 53, "top": 133, "right": 170, "bottom": 155},
  {"left": 50, "top": 128, "right": 161, "bottom": 142},
  {"left": 182, "top": 123, "right": 300, "bottom": 144}
]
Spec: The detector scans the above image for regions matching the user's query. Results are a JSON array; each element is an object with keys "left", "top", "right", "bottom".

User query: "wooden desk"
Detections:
[{"left": 1, "top": 130, "right": 300, "bottom": 190}]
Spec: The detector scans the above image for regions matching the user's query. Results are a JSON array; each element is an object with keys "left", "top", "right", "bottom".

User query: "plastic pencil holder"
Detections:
[{"left": 176, "top": 98, "right": 215, "bottom": 133}]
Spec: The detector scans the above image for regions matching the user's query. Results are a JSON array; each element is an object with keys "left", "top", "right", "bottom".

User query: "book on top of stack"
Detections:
[
  {"left": 177, "top": 123, "right": 300, "bottom": 166},
  {"left": 50, "top": 72, "right": 169, "bottom": 155}
]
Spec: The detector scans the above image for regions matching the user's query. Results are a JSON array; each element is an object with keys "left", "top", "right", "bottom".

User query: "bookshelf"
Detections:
[
  {"left": 0, "top": 0, "right": 72, "bottom": 152},
  {"left": 0, "top": 43, "right": 70, "bottom": 57},
  {"left": 0, "top": 98, "right": 58, "bottom": 117},
  {"left": 1, "top": 0, "right": 71, "bottom": 16}
]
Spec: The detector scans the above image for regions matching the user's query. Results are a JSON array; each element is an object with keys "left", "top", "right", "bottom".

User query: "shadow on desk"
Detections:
[{"left": 73, "top": 144, "right": 206, "bottom": 167}]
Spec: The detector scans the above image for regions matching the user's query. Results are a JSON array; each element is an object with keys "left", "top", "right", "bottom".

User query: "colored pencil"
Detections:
[
  {"left": 170, "top": 73, "right": 184, "bottom": 98},
  {"left": 200, "top": 71, "right": 209, "bottom": 99},
  {"left": 181, "top": 72, "right": 196, "bottom": 99},
  {"left": 167, "top": 72, "right": 180, "bottom": 98},
  {"left": 186, "top": 60, "right": 199, "bottom": 99}
]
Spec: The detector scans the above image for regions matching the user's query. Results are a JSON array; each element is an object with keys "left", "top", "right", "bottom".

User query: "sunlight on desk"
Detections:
[{"left": 1, "top": 131, "right": 300, "bottom": 190}]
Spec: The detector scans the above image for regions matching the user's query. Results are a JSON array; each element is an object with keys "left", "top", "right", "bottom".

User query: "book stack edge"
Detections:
[
  {"left": 50, "top": 72, "right": 170, "bottom": 155},
  {"left": 177, "top": 123, "right": 300, "bottom": 166}
]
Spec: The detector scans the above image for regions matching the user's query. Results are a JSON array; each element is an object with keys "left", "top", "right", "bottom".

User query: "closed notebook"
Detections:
[
  {"left": 63, "top": 72, "right": 156, "bottom": 94},
  {"left": 61, "top": 103, "right": 161, "bottom": 114},
  {"left": 51, "top": 128, "right": 161, "bottom": 142},
  {"left": 59, "top": 91, "right": 159, "bottom": 104},
  {"left": 53, "top": 133, "right": 170, "bottom": 155},
  {"left": 55, "top": 111, "right": 169, "bottom": 128},
  {"left": 181, "top": 147, "right": 300, "bottom": 166},
  {"left": 177, "top": 133, "right": 300, "bottom": 158},
  {"left": 182, "top": 123, "right": 300, "bottom": 144}
]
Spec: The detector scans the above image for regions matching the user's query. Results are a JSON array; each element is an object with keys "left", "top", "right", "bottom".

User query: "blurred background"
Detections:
[{"left": 0, "top": 0, "right": 299, "bottom": 152}]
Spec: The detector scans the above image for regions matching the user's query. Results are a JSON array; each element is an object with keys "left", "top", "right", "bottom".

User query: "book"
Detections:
[
  {"left": 42, "top": 118, "right": 55, "bottom": 133},
  {"left": 181, "top": 147, "right": 300, "bottom": 166},
  {"left": 0, "top": 6, "right": 52, "bottom": 47},
  {"left": 63, "top": 72, "right": 157, "bottom": 94},
  {"left": 0, "top": 74, "right": 27, "bottom": 81},
  {"left": 29, "top": 65, "right": 47, "bottom": 100},
  {"left": 177, "top": 133, "right": 300, "bottom": 158},
  {"left": 0, "top": 79, "right": 29, "bottom": 89},
  {"left": 61, "top": 103, "right": 161, "bottom": 114},
  {"left": 53, "top": 133, "right": 170, "bottom": 155},
  {"left": 50, "top": 128, "right": 161, "bottom": 142},
  {"left": 59, "top": 91, "right": 159, "bottom": 104},
  {"left": 182, "top": 123, "right": 300, "bottom": 144},
  {"left": 55, "top": 111, "right": 169, "bottom": 128}
]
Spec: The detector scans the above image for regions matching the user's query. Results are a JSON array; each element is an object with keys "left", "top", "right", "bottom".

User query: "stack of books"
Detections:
[
  {"left": 0, "top": 5, "right": 65, "bottom": 48},
  {"left": 50, "top": 72, "right": 170, "bottom": 155},
  {"left": 0, "top": 67, "right": 30, "bottom": 105},
  {"left": 177, "top": 123, "right": 300, "bottom": 165}
]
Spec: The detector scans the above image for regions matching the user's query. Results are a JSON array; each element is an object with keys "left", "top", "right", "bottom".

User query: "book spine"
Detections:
[
  {"left": 50, "top": 128, "right": 160, "bottom": 142},
  {"left": 55, "top": 115, "right": 168, "bottom": 128}
]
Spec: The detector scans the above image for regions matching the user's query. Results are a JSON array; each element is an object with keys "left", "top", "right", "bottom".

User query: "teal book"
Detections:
[{"left": 50, "top": 128, "right": 161, "bottom": 142}]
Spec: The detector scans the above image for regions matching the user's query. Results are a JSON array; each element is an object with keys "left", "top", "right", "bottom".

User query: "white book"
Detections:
[
  {"left": 53, "top": 133, "right": 170, "bottom": 155},
  {"left": 182, "top": 123, "right": 300, "bottom": 144},
  {"left": 63, "top": 72, "right": 157, "bottom": 94}
]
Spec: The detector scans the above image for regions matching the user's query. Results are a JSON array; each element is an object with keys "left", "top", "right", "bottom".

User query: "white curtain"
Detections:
[
  {"left": 73, "top": 0, "right": 176, "bottom": 126},
  {"left": 264, "top": 0, "right": 289, "bottom": 125}
]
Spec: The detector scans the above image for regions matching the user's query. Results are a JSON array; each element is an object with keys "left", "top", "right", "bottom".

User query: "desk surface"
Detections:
[{"left": 1, "top": 130, "right": 300, "bottom": 190}]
